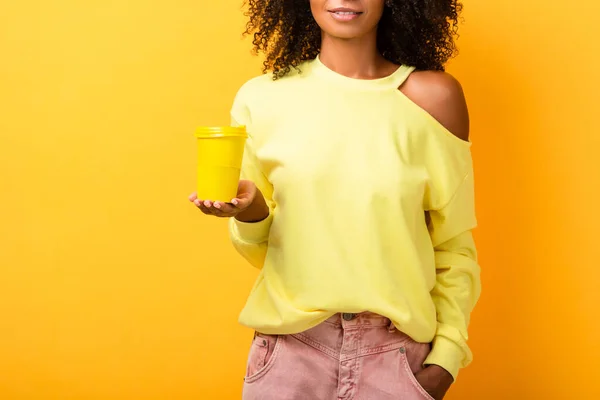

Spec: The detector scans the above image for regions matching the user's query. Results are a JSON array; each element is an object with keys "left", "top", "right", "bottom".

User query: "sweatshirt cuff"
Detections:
[
  {"left": 230, "top": 212, "right": 273, "bottom": 244},
  {"left": 423, "top": 335, "right": 465, "bottom": 381}
]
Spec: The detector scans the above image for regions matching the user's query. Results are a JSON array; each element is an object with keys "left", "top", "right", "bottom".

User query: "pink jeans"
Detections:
[{"left": 242, "top": 312, "right": 434, "bottom": 400}]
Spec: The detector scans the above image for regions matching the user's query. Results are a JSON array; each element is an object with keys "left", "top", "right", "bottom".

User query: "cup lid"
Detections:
[{"left": 195, "top": 126, "right": 247, "bottom": 138}]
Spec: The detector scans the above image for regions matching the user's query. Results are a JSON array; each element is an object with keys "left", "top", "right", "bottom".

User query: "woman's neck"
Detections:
[{"left": 318, "top": 32, "right": 396, "bottom": 80}]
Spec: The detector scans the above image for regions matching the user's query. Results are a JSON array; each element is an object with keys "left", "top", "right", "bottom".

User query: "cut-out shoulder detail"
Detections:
[{"left": 398, "top": 71, "right": 470, "bottom": 142}]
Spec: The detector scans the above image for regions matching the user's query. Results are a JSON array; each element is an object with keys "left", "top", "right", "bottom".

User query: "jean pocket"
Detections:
[
  {"left": 399, "top": 346, "right": 435, "bottom": 400},
  {"left": 244, "top": 333, "right": 282, "bottom": 383}
]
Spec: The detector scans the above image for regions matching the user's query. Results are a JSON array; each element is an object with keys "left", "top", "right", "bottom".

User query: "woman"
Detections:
[{"left": 190, "top": 0, "right": 480, "bottom": 399}]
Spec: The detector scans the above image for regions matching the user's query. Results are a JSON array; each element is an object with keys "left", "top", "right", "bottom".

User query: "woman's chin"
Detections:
[{"left": 322, "top": 27, "right": 369, "bottom": 41}]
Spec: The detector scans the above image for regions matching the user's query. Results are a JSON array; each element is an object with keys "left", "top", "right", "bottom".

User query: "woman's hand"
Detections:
[
  {"left": 415, "top": 365, "right": 454, "bottom": 400},
  {"left": 189, "top": 180, "right": 269, "bottom": 222}
]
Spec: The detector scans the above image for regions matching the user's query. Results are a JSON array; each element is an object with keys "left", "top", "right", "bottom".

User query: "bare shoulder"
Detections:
[{"left": 399, "top": 70, "right": 470, "bottom": 141}]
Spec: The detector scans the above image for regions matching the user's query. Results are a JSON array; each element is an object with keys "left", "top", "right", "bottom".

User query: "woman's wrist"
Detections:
[{"left": 235, "top": 191, "right": 269, "bottom": 223}]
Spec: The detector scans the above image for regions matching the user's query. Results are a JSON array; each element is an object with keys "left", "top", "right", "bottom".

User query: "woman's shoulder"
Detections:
[
  {"left": 230, "top": 73, "right": 273, "bottom": 114},
  {"left": 399, "top": 70, "right": 470, "bottom": 142},
  {"left": 233, "top": 63, "right": 310, "bottom": 111},
  {"left": 236, "top": 72, "right": 275, "bottom": 96},
  {"left": 238, "top": 59, "right": 314, "bottom": 90}
]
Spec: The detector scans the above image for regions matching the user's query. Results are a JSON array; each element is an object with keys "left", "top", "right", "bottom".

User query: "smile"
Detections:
[{"left": 328, "top": 8, "right": 363, "bottom": 21}]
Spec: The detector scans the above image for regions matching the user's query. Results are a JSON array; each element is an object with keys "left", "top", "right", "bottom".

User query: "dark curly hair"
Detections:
[{"left": 244, "top": 0, "right": 462, "bottom": 79}]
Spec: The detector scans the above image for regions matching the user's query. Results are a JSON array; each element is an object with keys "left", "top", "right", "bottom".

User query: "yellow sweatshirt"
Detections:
[{"left": 228, "top": 56, "right": 481, "bottom": 379}]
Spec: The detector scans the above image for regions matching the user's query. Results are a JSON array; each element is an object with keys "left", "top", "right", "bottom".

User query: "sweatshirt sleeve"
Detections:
[
  {"left": 423, "top": 169, "right": 481, "bottom": 380},
  {"left": 228, "top": 87, "right": 275, "bottom": 269}
]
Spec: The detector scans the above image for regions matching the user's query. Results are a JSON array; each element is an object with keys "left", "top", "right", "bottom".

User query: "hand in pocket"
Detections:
[{"left": 414, "top": 365, "right": 454, "bottom": 400}]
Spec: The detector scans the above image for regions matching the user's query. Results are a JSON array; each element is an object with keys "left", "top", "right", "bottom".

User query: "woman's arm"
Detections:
[
  {"left": 402, "top": 71, "right": 481, "bottom": 386},
  {"left": 228, "top": 128, "right": 275, "bottom": 269}
]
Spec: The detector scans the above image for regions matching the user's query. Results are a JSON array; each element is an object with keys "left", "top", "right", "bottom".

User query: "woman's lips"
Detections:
[{"left": 328, "top": 8, "right": 363, "bottom": 21}]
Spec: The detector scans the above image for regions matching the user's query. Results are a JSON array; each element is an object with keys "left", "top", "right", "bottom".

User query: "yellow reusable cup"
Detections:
[{"left": 195, "top": 126, "right": 247, "bottom": 202}]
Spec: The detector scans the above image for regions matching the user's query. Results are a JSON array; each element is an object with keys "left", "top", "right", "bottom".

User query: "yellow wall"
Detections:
[{"left": 1, "top": 1, "right": 598, "bottom": 399}]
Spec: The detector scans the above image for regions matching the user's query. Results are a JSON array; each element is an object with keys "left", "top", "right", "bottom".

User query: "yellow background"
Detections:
[{"left": 1, "top": 1, "right": 599, "bottom": 399}]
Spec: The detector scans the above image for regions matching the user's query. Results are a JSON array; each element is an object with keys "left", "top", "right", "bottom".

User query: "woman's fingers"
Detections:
[
  {"left": 193, "top": 198, "right": 216, "bottom": 215},
  {"left": 231, "top": 197, "right": 251, "bottom": 209},
  {"left": 190, "top": 191, "right": 250, "bottom": 218},
  {"left": 197, "top": 203, "right": 212, "bottom": 215},
  {"left": 214, "top": 201, "right": 237, "bottom": 214},
  {"left": 195, "top": 199, "right": 239, "bottom": 218}
]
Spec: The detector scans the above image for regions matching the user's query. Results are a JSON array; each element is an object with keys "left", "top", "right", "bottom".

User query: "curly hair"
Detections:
[{"left": 244, "top": 0, "right": 462, "bottom": 79}]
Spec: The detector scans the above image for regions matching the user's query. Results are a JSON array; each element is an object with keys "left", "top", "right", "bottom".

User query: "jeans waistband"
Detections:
[{"left": 325, "top": 312, "right": 396, "bottom": 331}]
